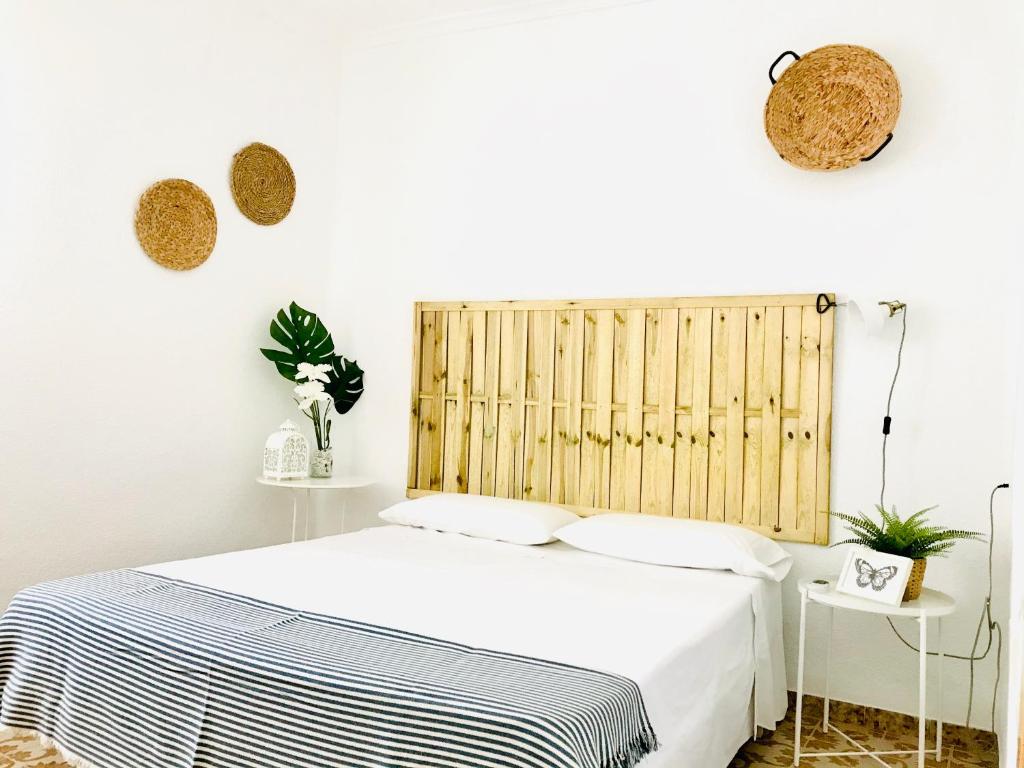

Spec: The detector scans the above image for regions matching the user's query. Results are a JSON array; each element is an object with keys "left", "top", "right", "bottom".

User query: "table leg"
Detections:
[
  {"left": 304, "top": 488, "right": 311, "bottom": 541},
  {"left": 794, "top": 591, "right": 807, "bottom": 766},
  {"left": 918, "top": 616, "right": 927, "bottom": 768},
  {"left": 291, "top": 492, "right": 298, "bottom": 544},
  {"left": 823, "top": 606, "right": 833, "bottom": 733},
  {"left": 937, "top": 617, "right": 943, "bottom": 761}
]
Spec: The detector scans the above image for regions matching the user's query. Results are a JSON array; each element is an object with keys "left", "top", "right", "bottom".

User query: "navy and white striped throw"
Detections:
[{"left": 0, "top": 570, "right": 658, "bottom": 768}]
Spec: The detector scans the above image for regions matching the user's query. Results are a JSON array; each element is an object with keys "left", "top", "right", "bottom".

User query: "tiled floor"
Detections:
[
  {"left": 732, "top": 695, "right": 998, "bottom": 767},
  {"left": 0, "top": 697, "right": 999, "bottom": 768}
]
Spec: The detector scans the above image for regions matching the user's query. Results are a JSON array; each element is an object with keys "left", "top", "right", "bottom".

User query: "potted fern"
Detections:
[{"left": 832, "top": 506, "right": 982, "bottom": 601}]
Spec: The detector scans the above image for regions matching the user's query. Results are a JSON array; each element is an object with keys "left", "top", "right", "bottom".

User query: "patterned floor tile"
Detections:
[{"left": 1, "top": 697, "right": 999, "bottom": 768}]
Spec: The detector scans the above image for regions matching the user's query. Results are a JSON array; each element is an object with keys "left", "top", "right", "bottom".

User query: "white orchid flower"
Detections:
[
  {"left": 295, "top": 362, "right": 332, "bottom": 384},
  {"left": 294, "top": 381, "right": 332, "bottom": 410}
]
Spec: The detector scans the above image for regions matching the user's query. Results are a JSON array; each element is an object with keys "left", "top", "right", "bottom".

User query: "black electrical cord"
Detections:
[
  {"left": 879, "top": 307, "right": 906, "bottom": 510},
  {"left": 875, "top": 302, "right": 1009, "bottom": 729}
]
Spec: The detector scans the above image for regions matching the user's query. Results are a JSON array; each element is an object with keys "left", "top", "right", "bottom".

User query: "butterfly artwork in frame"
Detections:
[{"left": 836, "top": 546, "right": 913, "bottom": 606}]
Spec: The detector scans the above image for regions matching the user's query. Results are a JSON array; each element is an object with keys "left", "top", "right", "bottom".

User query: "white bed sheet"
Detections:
[{"left": 141, "top": 525, "right": 788, "bottom": 768}]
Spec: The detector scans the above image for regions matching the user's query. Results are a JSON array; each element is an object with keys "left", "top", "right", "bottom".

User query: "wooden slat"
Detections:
[
  {"left": 760, "top": 307, "right": 783, "bottom": 532},
  {"left": 593, "top": 311, "right": 614, "bottom": 508},
  {"left": 408, "top": 306, "right": 423, "bottom": 489},
  {"left": 640, "top": 310, "right": 662, "bottom": 514},
  {"left": 428, "top": 310, "right": 449, "bottom": 490},
  {"left": 524, "top": 311, "right": 555, "bottom": 501},
  {"left": 419, "top": 294, "right": 832, "bottom": 312},
  {"left": 689, "top": 308, "right": 712, "bottom": 520},
  {"left": 511, "top": 311, "right": 529, "bottom": 498},
  {"left": 815, "top": 303, "right": 835, "bottom": 544},
  {"left": 706, "top": 308, "right": 729, "bottom": 522},
  {"left": 415, "top": 311, "right": 435, "bottom": 488},
  {"left": 467, "top": 311, "right": 487, "bottom": 494},
  {"left": 724, "top": 308, "right": 747, "bottom": 524},
  {"left": 494, "top": 310, "right": 516, "bottom": 497},
  {"left": 407, "top": 295, "right": 836, "bottom": 546},
  {"left": 778, "top": 306, "right": 802, "bottom": 535},
  {"left": 655, "top": 309, "right": 678, "bottom": 516},
  {"left": 743, "top": 307, "right": 765, "bottom": 527},
  {"left": 551, "top": 310, "right": 584, "bottom": 504},
  {"left": 480, "top": 311, "right": 501, "bottom": 496},
  {"left": 672, "top": 309, "right": 695, "bottom": 518},
  {"left": 796, "top": 306, "right": 821, "bottom": 536}
]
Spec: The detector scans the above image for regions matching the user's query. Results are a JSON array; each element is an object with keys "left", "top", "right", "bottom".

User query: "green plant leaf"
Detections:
[
  {"left": 260, "top": 302, "right": 336, "bottom": 381},
  {"left": 324, "top": 355, "right": 364, "bottom": 415},
  {"left": 835, "top": 504, "right": 982, "bottom": 559}
]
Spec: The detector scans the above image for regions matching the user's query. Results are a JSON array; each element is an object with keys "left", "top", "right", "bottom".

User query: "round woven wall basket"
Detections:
[
  {"left": 764, "top": 44, "right": 901, "bottom": 171},
  {"left": 135, "top": 179, "right": 217, "bottom": 271},
  {"left": 231, "top": 142, "right": 296, "bottom": 225}
]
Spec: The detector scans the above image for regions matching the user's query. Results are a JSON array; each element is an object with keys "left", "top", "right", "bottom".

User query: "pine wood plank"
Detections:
[
  {"left": 672, "top": 309, "right": 695, "bottom": 518},
  {"left": 743, "top": 307, "right": 765, "bottom": 527},
  {"left": 511, "top": 311, "right": 529, "bottom": 499},
  {"left": 419, "top": 294, "right": 830, "bottom": 312},
  {"left": 797, "top": 306, "right": 821, "bottom": 536},
  {"left": 494, "top": 310, "right": 516, "bottom": 497},
  {"left": 815, "top": 303, "right": 835, "bottom": 544},
  {"left": 707, "top": 308, "right": 729, "bottom": 522},
  {"left": 689, "top": 308, "right": 713, "bottom": 520},
  {"left": 760, "top": 307, "right": 784, "bottom": 533},
  {"left": 524, "top": 311, "right": 555, "bottom": 501},
  {"left": 593, "top": 311, "right": 614, "bottom": 508},
  {"left": 467, "top": 311, "right": 487, "bottom": 494},
  {"left": 778, "top": 306, "right": 802, "bottom": 535},
  {"left": 480, "top": 310, "right": 501, "bottom": 496},
  {"left": 640, "top": 309, "right": 662, "bottom": 514},
  {"left": 724, "top": 308, "right": 747, "bottom": 524}
]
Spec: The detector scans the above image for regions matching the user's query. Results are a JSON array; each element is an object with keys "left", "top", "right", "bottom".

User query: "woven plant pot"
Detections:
[
  {"left": 135, "top": 179, "right": 217, "bottom": 271},
  {"left": 231, "top": 142, "right": 296, "bottom": 225},
  {"left": 903, "top": 558, "right": 927, "bottom": 602},
  {"left": 764, "top": 44, "right": 901, "bottom": 171}
]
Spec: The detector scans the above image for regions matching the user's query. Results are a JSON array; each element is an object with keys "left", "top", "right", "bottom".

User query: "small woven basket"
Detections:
[
  {"left": 135, "top": 179, "right": 217, "bottom": 271},
  {"left": 903, "top": 558, "right": 927, "bottom": 602},
  {"left": 764, "top": 44, "right": 901, "bottom": 171},
  {"left": 231, "top": 142, "right": 296, "bottom": 225}
]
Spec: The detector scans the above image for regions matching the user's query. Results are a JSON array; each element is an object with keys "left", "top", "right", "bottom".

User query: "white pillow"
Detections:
[
  {"left": 554, "top": 513, "right": 792, "bottom": 581},
  {"left": 379, "top": 494, "right": 580, "bottom": 545}
]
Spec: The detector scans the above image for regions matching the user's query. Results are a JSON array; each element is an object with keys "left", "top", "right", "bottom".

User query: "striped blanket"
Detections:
[{"left": 0, "top": 570, "right": 657, "bottom": 768}]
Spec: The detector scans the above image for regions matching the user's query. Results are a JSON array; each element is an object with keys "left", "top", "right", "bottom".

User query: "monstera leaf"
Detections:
[
  {"left": 260, "top": 302, "right": 336, "bottom": 381},
  {"left": 324, "top": 355, "right": 364, "bottom": 414}
]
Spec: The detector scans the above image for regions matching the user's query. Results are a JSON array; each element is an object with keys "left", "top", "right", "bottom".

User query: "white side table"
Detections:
[
  {"left": 794, "top": 578, "right": 955, "bottom": 768},
  {"left": 257, "top": 475, "right": 374, "bottom": 542}
]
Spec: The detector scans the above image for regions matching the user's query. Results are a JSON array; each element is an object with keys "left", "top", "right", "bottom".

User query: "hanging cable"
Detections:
[
  {"left": 879, "top": 306, "right": 906, "bottom": 510},
  {"left": 872, "top": 298, "right": 1009, "bottom": 729}
]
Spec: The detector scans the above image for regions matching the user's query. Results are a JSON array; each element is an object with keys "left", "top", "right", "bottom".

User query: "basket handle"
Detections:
[
  {"left": 861, "top": 133, "right": 894, "bottom": 162},
  {"left": 769, "top": 50, "right": 801, "bottom": 84}
]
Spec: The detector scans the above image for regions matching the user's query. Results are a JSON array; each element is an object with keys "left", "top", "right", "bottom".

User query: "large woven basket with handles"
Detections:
[
  {"left": 903, "top": 558, "right": 927, "bottom": 602},
  {"left": 764, "top": 44, "right": 901, "bottom": 171}
]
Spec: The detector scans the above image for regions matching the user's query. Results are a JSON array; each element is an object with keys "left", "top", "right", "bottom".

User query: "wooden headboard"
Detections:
[{"left": 406, "top": 294, "right": 835, "bottom": 544}]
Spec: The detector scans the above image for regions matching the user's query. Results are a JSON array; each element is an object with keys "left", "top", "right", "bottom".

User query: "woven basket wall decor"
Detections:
[
  {"left": 764, "top": 44, "right": 901, "bottom": 171},
  {"left": 135, "top": 179, "right": 217, "bottom": 271},
  {"left": 231, "top": 142, "right": 296, "bottom": 225}
]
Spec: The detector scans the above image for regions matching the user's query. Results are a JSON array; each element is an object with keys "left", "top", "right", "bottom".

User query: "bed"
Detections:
[
  {"left": 1, "top": 293, "right": 833, "bottom": 768},
  {"left": 0, "top": 524, "right": 786, "bottom": 768}
]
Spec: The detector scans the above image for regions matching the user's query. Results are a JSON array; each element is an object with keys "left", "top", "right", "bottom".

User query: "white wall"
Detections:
[
  {"left": 329, "top": 0, "right": 1021, "bottom": 739},
  {"left": 0, "top": 0, "right": 347, "bottom": 607}
]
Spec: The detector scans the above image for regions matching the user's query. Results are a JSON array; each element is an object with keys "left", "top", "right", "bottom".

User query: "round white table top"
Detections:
[
  {"left": 799, "top": 577, "right": 956, "bottom": 618},
  {"left": 256, "top": 475, "right": 375, "bottom": 490}
]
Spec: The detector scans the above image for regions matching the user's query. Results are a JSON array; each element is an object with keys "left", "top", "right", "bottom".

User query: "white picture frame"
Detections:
[{"left": 835, "top": 546, "right": 913, "bottom": 606}]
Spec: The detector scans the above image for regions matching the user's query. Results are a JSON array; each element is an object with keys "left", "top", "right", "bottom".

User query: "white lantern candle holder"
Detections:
[{"left": 263, "top": 420, "right": 309, "bottom": 480}]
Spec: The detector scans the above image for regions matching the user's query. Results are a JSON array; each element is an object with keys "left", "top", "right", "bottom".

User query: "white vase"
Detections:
[{"left": 310, "top": 448, "right": 333, "bottom": 478}]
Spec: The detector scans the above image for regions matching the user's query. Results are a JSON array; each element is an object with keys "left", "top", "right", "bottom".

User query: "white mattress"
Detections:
[{"left": 142, "top": 525, "right": 788, "bottom": 768}]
